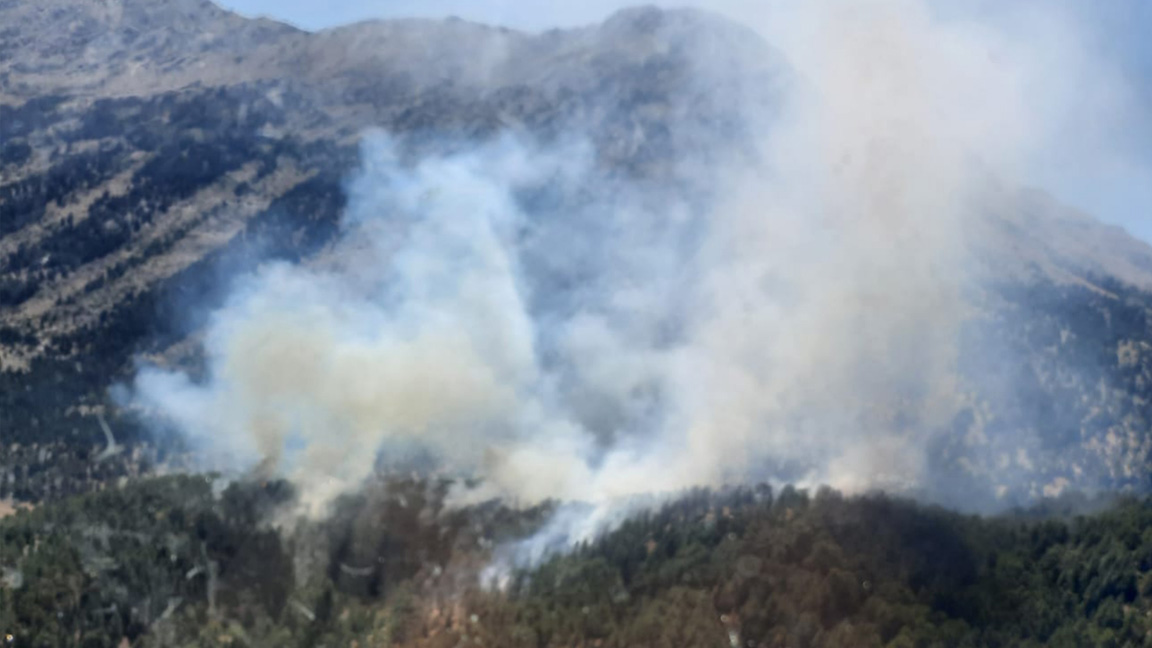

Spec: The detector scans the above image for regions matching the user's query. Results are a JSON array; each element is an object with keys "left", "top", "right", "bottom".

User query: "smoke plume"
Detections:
[{"left": 130, "top": 0, "right": 1134, "bottom": 527}]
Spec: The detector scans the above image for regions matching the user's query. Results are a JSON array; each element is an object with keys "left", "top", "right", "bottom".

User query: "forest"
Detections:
[{"left": 1, "top": 475, "right": 1150, "bottom": 647}]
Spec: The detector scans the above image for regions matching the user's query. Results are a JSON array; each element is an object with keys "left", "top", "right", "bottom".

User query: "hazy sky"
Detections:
[{"left": 217, "top": 0, "right": 1152, "bottom": 242}]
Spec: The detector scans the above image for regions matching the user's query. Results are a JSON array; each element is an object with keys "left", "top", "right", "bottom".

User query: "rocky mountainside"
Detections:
[
  {"left": 0, "top": 2, "right": 772, "bottom": 401},
  {"left": 0, "top": 0, "right": 777, "bottom": 367},
  {"left": 1, "top": 0, "right": 1151, "bottom": 505}
]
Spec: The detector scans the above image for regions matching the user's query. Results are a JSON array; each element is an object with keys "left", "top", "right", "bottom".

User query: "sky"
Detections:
[{"left": 217, "top": 0, "right": 1152, "bottom": 243}]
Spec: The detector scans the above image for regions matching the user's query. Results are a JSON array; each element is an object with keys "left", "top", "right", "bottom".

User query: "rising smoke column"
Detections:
[
  {"left": 131, "top": 111, "right": 968, "bottom": 518},
  {"left": 134, "top": 137, "right": 598, "bottom": 515},
  {"left": 129, "top": 0, "right": 1127, "bottom": 523}
]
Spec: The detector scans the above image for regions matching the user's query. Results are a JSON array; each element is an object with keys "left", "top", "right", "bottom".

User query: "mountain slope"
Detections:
[
  {"left": 0, "top": 0, "right": 784, "bottom": 502},
  {"left": 1, "top": 0, "right": 1151, "bottom": 506},
  {"left": 0, "top": 0, "right": 779, "bottom": 368}
]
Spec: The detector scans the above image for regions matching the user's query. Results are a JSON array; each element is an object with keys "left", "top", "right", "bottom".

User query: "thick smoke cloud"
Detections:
[{"left": 130, "top": 0, "right": 1131, "bottom": 527}]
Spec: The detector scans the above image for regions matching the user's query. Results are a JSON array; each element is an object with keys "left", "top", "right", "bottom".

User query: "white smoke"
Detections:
[{"left": 130, "top": 0, "right": 1136, "bottom": 533}]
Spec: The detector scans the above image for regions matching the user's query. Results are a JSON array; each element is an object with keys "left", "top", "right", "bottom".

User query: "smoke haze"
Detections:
[{"left": 128, "top": 0, "right": 1140, "bottom": 528}]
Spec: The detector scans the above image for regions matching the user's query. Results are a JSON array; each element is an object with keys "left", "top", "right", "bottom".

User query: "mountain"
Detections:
[
  {"left": 1, "top": 0, "right": 1151, "bottom": 507},
  {"left": 0, "top": 0, "right": 777, "bottom": 443},
  {"left": 3, "top": 3, "right": 1152, "bottom": 646}
]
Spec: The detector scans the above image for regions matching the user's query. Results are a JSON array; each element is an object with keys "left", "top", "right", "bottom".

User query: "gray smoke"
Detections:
[{"left": 130, "top": 0, "right": 1137, "bottom": 528}]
